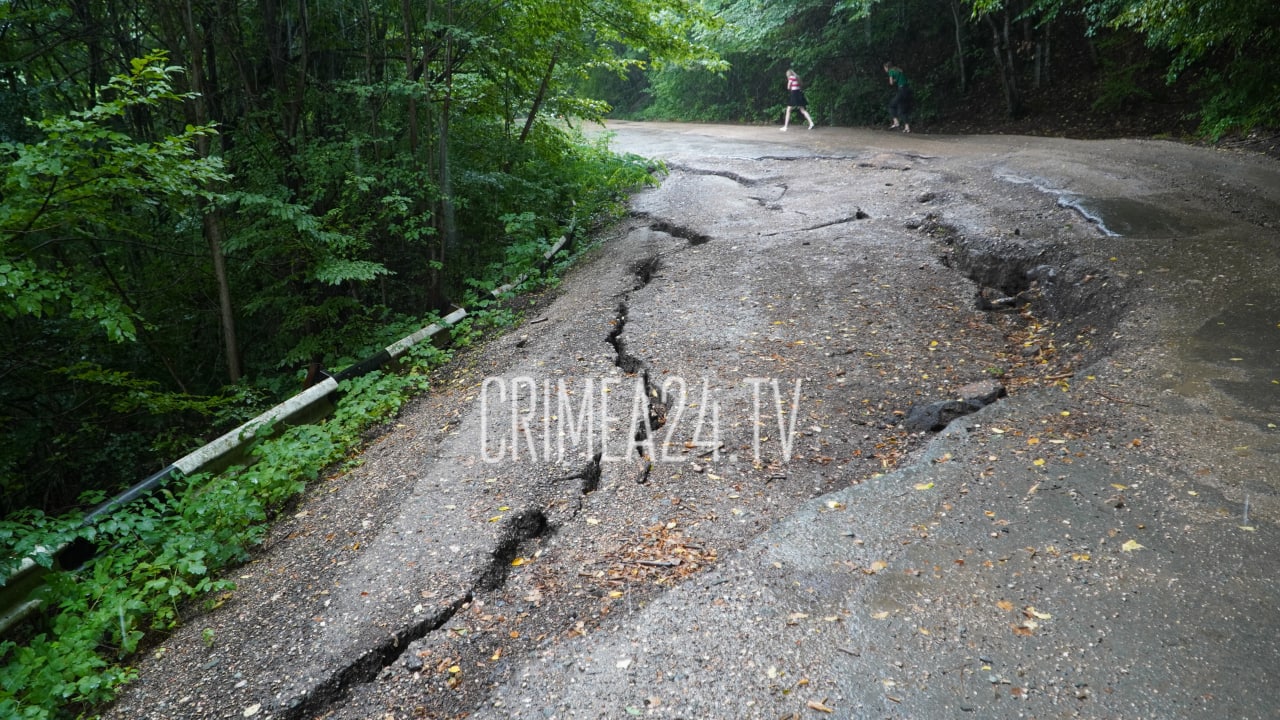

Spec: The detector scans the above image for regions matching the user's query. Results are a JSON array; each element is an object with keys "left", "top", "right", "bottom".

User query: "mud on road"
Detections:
[{"left": 106, "top": 122, "right": 1280, "bottom": 719}]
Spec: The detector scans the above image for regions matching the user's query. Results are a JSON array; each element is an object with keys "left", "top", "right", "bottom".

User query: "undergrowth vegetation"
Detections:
[
  {"left": 1, "top": 272, "right": 574, "bottom": 719},
  {"left": 0, "top": 152, "right": 657, "bottom": 720}
]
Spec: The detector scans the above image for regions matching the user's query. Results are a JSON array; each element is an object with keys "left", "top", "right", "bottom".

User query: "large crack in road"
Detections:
[{"left": 105, "top": 123, "right": 1280, "bottom": 720}]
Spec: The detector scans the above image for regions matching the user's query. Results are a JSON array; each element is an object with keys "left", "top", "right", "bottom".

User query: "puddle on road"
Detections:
[
  {"left": 1180, "top": 297, "right": 1280, "bottom": 436},
  {"left": 1055, "top": 196, "right": 1192, "bottom": 237},
  {"left": 997, "top": 173, "right": 1197, "bottom": 237}
]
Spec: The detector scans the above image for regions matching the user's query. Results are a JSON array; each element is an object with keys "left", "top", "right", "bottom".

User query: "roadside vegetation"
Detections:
[
  {"left": 1, "top": 0, "right": 1275, "bottom": 717},
  {"left": 0, "top": 0, "right": 706, "bottom": 716},
  {"left": 590, "top": 0, "right": 1279, "bottom": 140}
]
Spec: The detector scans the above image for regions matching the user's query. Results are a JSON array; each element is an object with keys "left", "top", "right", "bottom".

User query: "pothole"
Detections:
[
  {"left": 936, "top": 227, "right": 1117, "bottom": 337},
  {"left": 899, "top": 217, "right": 1127, "bottom": 434}
]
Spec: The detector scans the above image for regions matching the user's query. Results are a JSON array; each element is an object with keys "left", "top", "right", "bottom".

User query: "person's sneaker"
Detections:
[
  {"left": 903, "top": 125, "right": 911, "bottom": 133},
  {"left": 888, "top": 122, "right": 899, "bottom": 129},
  {"left": 780, "top": 126, "right": 788, "bottom": 132},
  {"left": 808, "top": 123, "right": 815, "bottom": 130}
]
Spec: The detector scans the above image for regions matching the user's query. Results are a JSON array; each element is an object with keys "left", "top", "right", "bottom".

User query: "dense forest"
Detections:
[
  {"left": 604, "top": 0, "right": 1279, "bottom": 139},
  {"left": 0, "top": 0, "right": 1277, "bottom": 716},
  {"left": 0, "top": 0, "right": 719, "bottom": 519}
]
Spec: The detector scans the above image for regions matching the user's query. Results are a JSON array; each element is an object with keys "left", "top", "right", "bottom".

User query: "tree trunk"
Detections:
[
  {"left": 402, "top": 0, "right": 419, "bottom": 163},
  {"left": 184, "top": 0, "right": 242, "bottom": 383},
  {"left": 986, "top": 12, "right": 1023, "bottom": 117},
  {"left": 519, "top": 51, "right": 558, "bottom": 145},
  {"left": 949, "top": 0, "right": 967, "bottom": 94}
]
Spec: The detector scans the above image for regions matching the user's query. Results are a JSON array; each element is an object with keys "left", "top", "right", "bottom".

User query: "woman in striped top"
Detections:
[{"left": 781, "top": 69, "right": 815, "bottom": 131}]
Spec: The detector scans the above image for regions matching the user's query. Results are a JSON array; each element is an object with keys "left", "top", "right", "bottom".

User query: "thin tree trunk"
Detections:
[
  {"left": 184, "top": 0, "right": 242, "bottom": 383},
  {"left": 986, "top": 12, "right": 1022, "bottom": 117},
  {"left": 402, "top": 0, "right": 419, "bottom": 163},
  {"left": 1042, "top": 22, "right": 1051, "bottom": 86},
  {"left": 519, "top": 51, "right": 558, "bottom": 145},
  {"left": 294, "top": 0, "right": 310, "bottom": 139},
  {"left": 949, "top": 0, "right": 967, "bottom": 94},
  {"left": 435, "top": 1, "right": 456, "bottom": 310}
]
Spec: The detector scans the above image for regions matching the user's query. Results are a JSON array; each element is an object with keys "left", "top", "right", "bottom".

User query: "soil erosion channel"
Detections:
[{"left": 106, "top": 122, "right": 1280, "bottom": 719}]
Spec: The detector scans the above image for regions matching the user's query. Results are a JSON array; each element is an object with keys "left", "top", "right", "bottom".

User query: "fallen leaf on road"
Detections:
[
  {"left": 913, "top": 482, "right": 934, "bottom": 490},
  {"left": 1121, "top": 539, "right": 1144, "bottom": 552},
  {"left": 806, "top": 699, "right": 835, "bottom": 713},
  {"left": 996, "top": 600, "right": 1014, "bottom": 611}
]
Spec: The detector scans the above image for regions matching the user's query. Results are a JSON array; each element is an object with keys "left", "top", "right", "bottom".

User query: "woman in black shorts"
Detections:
[{"left": 781, "top": 69, "right": 815, "bottom": 131}]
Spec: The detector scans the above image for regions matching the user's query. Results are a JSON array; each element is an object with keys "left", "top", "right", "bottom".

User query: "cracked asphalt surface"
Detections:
[{"left": 105, "top": 122, "right": 1280, "bottom": 719}]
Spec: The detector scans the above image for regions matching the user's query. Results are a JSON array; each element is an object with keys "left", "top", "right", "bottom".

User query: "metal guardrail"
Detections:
[{"left": 0, "top": 235, "right": 570, "bottom": 636}]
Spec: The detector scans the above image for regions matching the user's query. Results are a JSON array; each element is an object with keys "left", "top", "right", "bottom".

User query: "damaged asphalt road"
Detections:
[{"left": 105, "top": 122, "right": 1280, "bottom": 719}]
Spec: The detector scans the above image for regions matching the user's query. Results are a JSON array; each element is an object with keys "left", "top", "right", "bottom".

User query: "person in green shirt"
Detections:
[{"left": 883, "top": 62, "right": 914, "bottom": 133}]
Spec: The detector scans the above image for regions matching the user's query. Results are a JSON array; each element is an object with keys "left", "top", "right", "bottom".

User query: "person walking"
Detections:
[
  {"left": 781, "top": 69, "right": 815, "bottom": 131},
  {"left": 883, "top": 62, "right": 913, "bottom": 133}
]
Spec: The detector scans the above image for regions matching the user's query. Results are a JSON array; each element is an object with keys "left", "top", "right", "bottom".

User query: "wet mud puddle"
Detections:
[{"left": 996, "top": 172, "right": 1200, "bottom": 237}]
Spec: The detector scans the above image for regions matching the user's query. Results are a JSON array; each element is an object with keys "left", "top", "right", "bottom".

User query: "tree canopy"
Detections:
[{"left": 0, "top": 0, "right": 720, "bottom": 517}]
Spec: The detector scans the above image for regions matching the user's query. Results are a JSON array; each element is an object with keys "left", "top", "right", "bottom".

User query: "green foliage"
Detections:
[
  {"left": 1090, "top": 34, "right": 1158, "bottom": 113},
  {"left": 631, "top": 0, "right": 946, "bottom": 126},
  {"left": 0, "top": 115, "right": 658, "bottom": 716},
  {"left": 1194, "top": 67, "right": 1280, "bottom": 139},
  {"left": 1010, "top": 0, "right": 1279, "bottom": 133},
  {"left": 615, "top": 0, "right": 1279, "bottom": 133},
  {"left": 0, "top": 338, "right": 452, "bottom": 718},
  {"left": 0, "top": 53, "right": 245, "bottom": 515},
  {"left": 0, "top": 2, "right": 699, "bottom": 711},
  {"left": 0, "top": 51, "right": 224, "bottom": 342}
]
